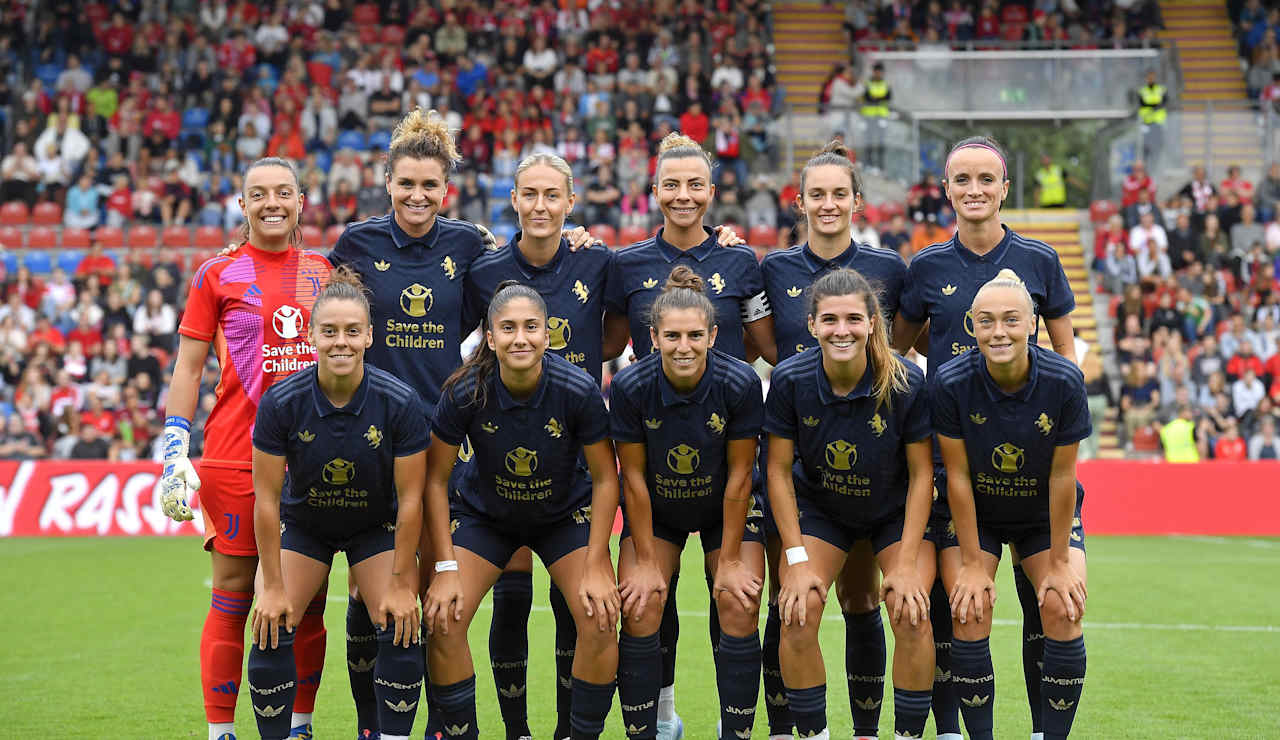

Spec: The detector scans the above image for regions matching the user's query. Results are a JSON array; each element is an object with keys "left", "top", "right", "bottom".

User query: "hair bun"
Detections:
[
  {"left": 659, "top": 132, "right": 701, "bottom": 153},
  {"left": 994, "top": 268, "right": 1024, "bottom": 284},
  {"left": 819, "top": 139, "right": 849, "bottom": 159},
  {"left": 663, "top": 265, "right": 705, "bottom": 293}
]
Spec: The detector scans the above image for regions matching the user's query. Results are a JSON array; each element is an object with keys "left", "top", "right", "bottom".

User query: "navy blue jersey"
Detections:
[
  {"left": 761, "top": 241, "right": 907, "bottom": 362},
  {"left": 609, "top": 349, "right": 763, "bottom": 527},
  {"left": 898, "top": 226, "right": 1075, "bottom": 377},
  {"left": 431, "top": 352, "right": 609, "bottom": 525},
  {"left": 329, "top": 214, "right": 490, "bottom": 418},
  {"left": 764, "top": 350, "right": 930, "bottom": 525},
  {"left": 605, "top": 227, "right": 770, "bottom": 360},
  {"left": 929, "top": 344, "right": 1091, "bottom": 527},
  {"left": 465, "top": 235, "right": 614, "bottom": 386},
  {"left": 253, "top": 365, "right": 430, "bottom": 537}
]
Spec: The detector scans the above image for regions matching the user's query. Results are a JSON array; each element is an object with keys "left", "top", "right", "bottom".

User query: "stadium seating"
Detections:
[
  {"left": 58, "top": 250, "right": 83, "bottom": 274},
  {"left": 31, "top": 202, "right": 61, "bottom": 226},
  {"left": 126, "top": 225, "right": 159, "bottom": 249},
  {"left": 0, "top": 225, "right": 22, "bottom": 248},
  {"left": 27, "top": 226, "right": 59, "bottom": 249},
  {"left": 193, "top": 225, "right": 227, "bottom": 249},
  {"left": 748, "top": 224, "right": 779, "bottom": 248},
  {"left": 619, "top": 225, "right": 648, "bottom": 246},
  {"left": 588, "top": 224, "right": 618, "bottom": 248},
  {"left": 94, "top": 226, "right": 125, "bottom": 248},
  {"left": 0, "top": 201, "right": 28, "bottom": 226},
  {"left": 301, "top": 225, "right": 324, "bottom": 248},
  {"left": 23, "top": 250, "right": 51, "bottom": 275},
  {"left": 62, "top": 227, "right": 92, "bottom": 248},
  {"left": 162, "top": 225, "right": 193, "bottom": 248},
  {"left": 325, "top": 224, "right": 346, "bottom": 248}
]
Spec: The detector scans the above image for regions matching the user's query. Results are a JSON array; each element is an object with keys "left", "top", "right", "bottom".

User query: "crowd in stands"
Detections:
[{"left": 1093, "top": 159, "right": 1280, "bottom": 460}]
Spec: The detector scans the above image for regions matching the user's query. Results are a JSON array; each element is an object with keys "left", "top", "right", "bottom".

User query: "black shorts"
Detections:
[
  {"left": 281, "top": 517, "right": 395, "bottom": 567},
  {"left": 449, "top": 505, "right": 595, "bottom": 569},
  {"left": 794, "top": 494, "right": 904, "bottom": 555},
  {"left": 621, "top": 493, "right": 766, "bottom": 554}
]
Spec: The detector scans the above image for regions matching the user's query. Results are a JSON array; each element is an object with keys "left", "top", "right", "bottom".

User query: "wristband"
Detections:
[
  {"left": 434, "top": 560, "right": 459, "bottom": 573},
  {"left": 164, "top": 416, "right": 191, "bottom": 432},
  {"left": 785, "top": 546, "right": 809, "bottom": 566}
]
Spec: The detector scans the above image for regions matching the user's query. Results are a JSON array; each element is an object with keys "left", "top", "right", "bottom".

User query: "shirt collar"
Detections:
[
  {"left": 801, "top": 240, "right": 860, "bottom": 273},
  {"left": 656, "top": 226, "right": 718, "bottom": 262},
  {"left": 509, "top": 233, "right": 569, "bottom": 277},
  {"left": 815, "top": 354, "right": 877, "bottom": 405},
  {"left": 658, "top": 350, "right": 716, "bottom": 406},
  {"left": 495, "top": 355, "right": 551, "bottom": 410},
  {"left": 389, "top": 213, "right": 440, "bottom": 250},
  {"left": 979, "top": 343, "right": 1040, "bottom": 403},
  {"left": 312, "top": 366, "right": 371, "bottom": 417},
  {"left": 951, "top": 224, "right": 1013, "bottom": 264}
]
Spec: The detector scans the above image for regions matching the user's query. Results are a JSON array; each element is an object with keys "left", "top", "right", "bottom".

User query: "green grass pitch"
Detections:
[{"left": 1, "top": 535, "right": 1277, "bottom": 738}]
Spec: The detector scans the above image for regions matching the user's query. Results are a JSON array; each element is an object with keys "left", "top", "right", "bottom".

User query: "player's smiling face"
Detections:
[
  {"left": 239, "top": 164, "right": 303, "bottom": 248},
  {"left": 655, "top": 156, "right": 715, "bottom": 230},
  {"left": 944, "top": 147, "right": 1009, "bottom": 224},
  {"left": 808, "top": 291, "right": 873, "bottom": 364},
  {"left": 487, "top": 296, "right": 549, "bottom": 373},
  {"left": 513, "top": 163, "right": 574, "bottom": 241},
  {"left": 972, "top": 286, "right": 1031, "bottom": 365},
  {"left": 309, "top": 298, "right": 373, "bottom": 378},
  {"left": 651, "top": 306, "right": 717, "bottom": 387},
  {"left": 388, "top": 155, "right": 447, "bottom": 237},
  {"left": 798, "top": 164, "right": 860, "bottom": 239}
]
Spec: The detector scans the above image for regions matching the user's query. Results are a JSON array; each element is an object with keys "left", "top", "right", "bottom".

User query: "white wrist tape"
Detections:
[
  {"left": 434, "top": 560, "right": 459, "bottom": 573},
  {"left": 785, "top": 546, "right": 809, "bottom": 566}
]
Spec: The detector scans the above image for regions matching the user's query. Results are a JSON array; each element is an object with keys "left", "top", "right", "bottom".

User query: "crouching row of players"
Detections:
[{"left": 243, "top": 261, "right": 1087, "bottom": 740}]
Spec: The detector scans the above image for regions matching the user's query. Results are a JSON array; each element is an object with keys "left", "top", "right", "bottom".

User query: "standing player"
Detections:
[
  {"left": 246, "top": 267, "right": 428, "bottom": 740},
  {"left": 930, "top": 270, "right": 1089, "bottom": 740},
  {"left": 463, "top": 152, "right": 628, "bottom": 740},
  {"left": 765, "top": 269, "right": 935, "bottom": 740},
  {"left": 605, "top": 132, "right": 776, "bottom": 739},
  {"left": 759, "top": 141, "right": 907, "bottom": 740},
  {"left": 421, "top": 282, "right": 621, "bottom": 740},
  {"left": 609, "top": 267, "right": 766, "bottom": 740},
  {"left": 893, "top": 136, "right": 1076, "bottom": 740},
  {"left": 160, "top": 157, "right": 333, "bottom": 740}
]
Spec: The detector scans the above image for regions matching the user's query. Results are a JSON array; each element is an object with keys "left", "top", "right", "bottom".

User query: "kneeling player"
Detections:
[
  {"left": 765, "top": 269, "right": 937, "bottom": 740},
  {"left": 247, "top": 267, "right": 428, "bottom": 740}
]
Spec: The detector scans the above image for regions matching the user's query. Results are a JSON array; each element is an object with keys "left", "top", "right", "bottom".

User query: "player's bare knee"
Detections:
[
  {"left": 952, "top": 617, "right": 990, "bottom": 642},
  {"left": 889, "top": 611, "right": 933, "bottom": 647},
  {"left": 715, "top": 589, "right": 760, "bottom": 636},
  {"left": 1039, "top": 597, "right": 1081, "bottom": 640},
  {"left": 576, "top": 622, "right": 618, "bottom": 655},
  {"left": 622, "top": 597, "right": 664, "bottom": 637}
]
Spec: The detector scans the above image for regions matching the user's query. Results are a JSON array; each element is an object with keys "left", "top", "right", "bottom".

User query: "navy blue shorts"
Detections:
[
  {"left": 934, "top": 511, "right": 1086, "bottom": 559},
  {"left": 794, "top": 494, "right": 904, "bottom": 555},
  {"left": 621, "top": 493, "right": 766, "bottom": 554},
  {"left": 449, "top": 505, "right": 594, "bottom": 569},
  {"left": 281, "top": 517, "right": 395, "bottom": 567}
]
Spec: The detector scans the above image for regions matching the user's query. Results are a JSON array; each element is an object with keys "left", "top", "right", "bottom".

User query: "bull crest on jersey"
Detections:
[
  {"left": 572, "top": 279, "right": 590, "bottom": 303},
  {"left": 441, "top": 256, "right": 458, "bottom": 280},
  {"left": 709, "top": 272, "right": 726, "bottom": 294},
  {"left": 869, "top": 412, "right": 886, "bottom": 437},
  {"left": 364, "top": 425, "right": 383, "bottom": 448}
]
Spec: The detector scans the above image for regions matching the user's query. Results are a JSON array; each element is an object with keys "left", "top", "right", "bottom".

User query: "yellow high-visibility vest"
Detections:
[
  {"left": 1139, "top": 84, "right": 1167, "bottom": 125},
  {"left": 1159, "top": 418, "right": 1199, "bottom": 462},
  {"left": 862, "top": 80, "right": 890, "bottom": 118},
  {"left": 1036, "top": 165, "right": 1066, "bottom": 206}
]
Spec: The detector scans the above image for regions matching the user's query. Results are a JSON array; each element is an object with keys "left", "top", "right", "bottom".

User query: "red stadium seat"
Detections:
[
  {"left": 878, "top": 201, "right": 905, "bottom": 220},
  {"left": 357, "top": 25, "right": 380, "bottom": 45},
  {"left": 301, "top": 225, "right": 324, "bottom": 248},
  {"left": 1131, "top": 425, "right": 1161, "bottom": 454},
  {"left": 325, "top": 224, "right": 347, "bottom": 248},
  {"left": 0, "top": 225, "right": 23, "bottom": 248},
  {"left": 62, "top": 227, "right": 91, "bottom": 248},
  {"left": 381, "top": 26, "right": 406, "bottom": 45},
  {"left": 861, "top": 204, "right": 883, "bottom": 225},
  {"left": 94, "top": 225, "right": 125, "bottom": 248},
  {"left": 0, "top": 201, "right": 28, "bottom": 225},
  {"left": 352, "top": 3, "right": 379, "bottom": 24},
  {"left": 129, "top": 251, "right": 154, "bottom": 269},
  {"left": 1001, "top": 23, "right": 1026, "bottom": 41},
  {"left": 588, "top": 224, "right": 618, "bottom": 247},
  {"left": 126, "top": 224, "right": 159, "bottom": 249},
  {"left": 31, "top": 201, "right": 61, "bottom": 225},
  {"left": 748, "top": 224, "right": 778, "bottom": 248},
  {"left": 306, "top": 61, "right": 334, "bottom": 91},
  {"left": 84, "top": 2, "right": 110, "bottom": 24},
  {"left": 162, "top": 225, "right": 193, "bottom": 248},
  {"left": 194, "top": 225, "right": 228, "bottom": 248},
  {"left": 27, "top": 226, "right": 59, "bottom": 248},
  {"left": 649, "top": 223, "right": 663, "bottom": 238},
  {"left": 1089, "top": 199, "right": 1118, "bottom": 225},
  {"left": 618, "top": 225, "right": 648, "bottom": 246},
  {"left": 1001, "top": 5, "right": 1029, "bottom": 23}
]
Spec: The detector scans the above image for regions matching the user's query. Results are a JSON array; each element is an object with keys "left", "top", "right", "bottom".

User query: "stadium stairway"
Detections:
[{"left": 773, "top": 2, "right": 846, "bottom": 164}]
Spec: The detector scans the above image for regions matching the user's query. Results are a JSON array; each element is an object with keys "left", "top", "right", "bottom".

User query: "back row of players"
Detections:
[{"left": 159, "top": 107, "right": 1089, "bottom": 740}]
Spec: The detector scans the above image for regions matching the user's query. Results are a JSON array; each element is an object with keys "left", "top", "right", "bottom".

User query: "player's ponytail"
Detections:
[
  {"left": 973, "top": 267, "right": 1036, "bottom": 317},
  {"left": 312, "top": 264, "right": 371, "bottom": 324},
  {"left": 441, "top": 280, "right": 549, "bottom": 408},
  {"left": 648, "top": 265, "right": 717, "bottom": 331},
  {"left": 807, "top": 268, "right": 908, "bottom": 410},
  {"left": 387, "top": 108, "right": 461, "bottom": 179},
  {"left": 239, "top": 157, "right": 304, "bottom": 247}
]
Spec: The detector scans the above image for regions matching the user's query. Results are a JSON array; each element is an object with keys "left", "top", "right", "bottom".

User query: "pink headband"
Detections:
[{"left": 944, "top": 143, "right": 1008, "bottom": 180}]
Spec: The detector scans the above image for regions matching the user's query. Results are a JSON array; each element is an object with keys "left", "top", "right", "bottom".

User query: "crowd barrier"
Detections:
[{"left": 1, "top": 460, "right": 1277, "bottom": 537}]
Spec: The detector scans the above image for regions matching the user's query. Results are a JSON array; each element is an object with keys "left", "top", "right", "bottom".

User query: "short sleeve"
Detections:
[
  {"left": 461, "top": 269, "right": 487, "bottom": 338},
  {"left": 430, "top": 385, "right": 473, "bottom": 446},
  {"left": 878, "top": 258, "right": 907, "bottom": 320},
  {"left": 573, "top": 385, "right": 610, "bottom": 446},
  {"left": 762, "top": 371, "right": 797, "bottom": 440},
  {"left": 178, "top": 261, "right": 220, "bottom": 341},
  {"left": 897, "top": 259, "right": 928, "bottom": 323},
  {"left": 726, "top": 373, "right": 764, "bottom": 440},
  {"left": 604, "top": 254, "right": 628, "bottom": 315},
  {"left": 392, "top": 391, "right": 431, "bottom": 456},
  {"left": 251, "top": 390, "right": 289, "bottom": 456},
  {"left": 900, "top": 370, "right": 932, "bottom": 444},
  {"left": 1040, "top": 253, "right": 1076, "bottom": 320},
  {"left": 328, "top": 229, "right": 354, "bottom": 270},
  {"left": 929, "top": 375, "right": 963, "bottom": 438},
  {"left": 607, "top": 378, "right": 646, "bottom": 444},
  {"left": 1055, "top": 376, "right": 1092, "bottom": 445}
]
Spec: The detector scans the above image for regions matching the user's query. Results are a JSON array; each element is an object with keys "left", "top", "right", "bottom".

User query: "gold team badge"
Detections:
[
  {"left": 545, "top": 417, "right": 563, "bottom": 438},
  {"left": 991, "top": 442, "right": 1025, "bottom": 473},
  {"left": 786, "top": 286, "right": 802, "bottom": 298},
  {"left": 400, "top": 283, "right": 433, "bottom": 316},
  {"left": 666, "top": 444, "right": 701, "bottom": 474},
  {"left": 548, "top": 316, "right": 571, "bottom": 350},
  {"left": 642, "top": 277, "right": 658, "bottom": 289},
  {"left": 481, "top": 421, "right": 499, "bottom": 434},
  {"left": 505, "top": 447, "right": 538, "bottom": 476},
  {"left": 942, "top": 284, "right": 957, "bottom": 296},
  {"left": 373, "top": 259, "right": 390, "bottom": 272},
  {"left": 297, "top": 429, "right": 315, "bottom": 442},
  {"left": 706, "top": 413, "right": 726, "bottom": 434},
  {"left": 364, "top": 425, "right": 383, "bottom": 448},
  {"left": 709, "top": 273, "right": 726, "bottom": 294},
  {"left": 457, "top": 436, "right": 474, "bottom": 462},
  {"left": 323, "top": 458, "right": 355, "bottom": 485},
  {"left": 869, "top": 412, "right": 886, "bottom": 437},
  {"left": 824, "top": 440, "right": 857, "bottom": 470},
  {"left": 441, "top": 256, "right": 458, "bottom": 280},
  {"left": 644, "top": 418, "right": 663, "bottom": 430},
  {"left": 1036, "top": 412, "right": 1054, "bottom": 435},
  {"left": 802, "top": 416, "right": 820, "bottom": 427},
  {"left": 572, "top": 280, "right": 590, "bottom": 303},
  {"left": 970, "top": 413, "right": 988, "bottom": 425}
]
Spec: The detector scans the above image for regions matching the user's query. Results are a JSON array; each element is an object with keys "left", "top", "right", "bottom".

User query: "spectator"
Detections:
[
  {"left": 90, "top": 339, "right": 127, "bottom": 386},
  {"left": 1221, "top": 314, "right": 1261, "bottom": 360},
  {"left": 0, "top": 315, "right": 26, "bottom": 355},
  {"left": 367, "top": 74, "right": 403, "bottom": 132},
  {"left": 1233, "top": 367, "right": 1267, "bottom": 416},
  {"left": 41, "top": 268, "right": 76, "bottom": 322},
  {"left": 35, "top": 140, "right": 70, "bottom": 205},
  {"left": 1230, "top": 203, "right": 1265, "bottom": 261},
  {"left": 1128, "top": 209, "right": 1167, "bottom": 255},
  {"left": 1136, "top": 236, "right": 1172, "bottom": 284},
  {"left": 0, "top": 414, "right": 45, "bottom": 459},
  {"left": 880, "top": 212, "right": 912, "bottom": 259},
  {"left": 1221, "top": 164, "right": 1255, "bottom": 204},
  {"left": 1228, "top": 338, "right": 1266, "bottom": 380},
  {"left": 124, "top": 334, "right": 161, "bottom": 391},
  {"left": 1121, "top": 160, "right": 1155, "bottom": 207},
  {"left": 69, "top": 422, "right": 115, "bottom": 460},
  {"left": 1199, "top": 213, "right": 1231, "bottom": 269},
  {"left": 1167, "top": 211, "right": 1199, "bottom": 271},
  {"left": 850, "top": 214, "right": 881, "bottom": 249},
  {"left": 745, "top": 175, "right": 779, "bottom": 231},
  {"left": 0, "top": 142, "right": 40, "bottom": 206},
  {"left": 1123, "top": 186, "right": 1165, "bottom": 230},
  {"left": 1121, "top": 361, "right": 1161, "bottom": 446},
  {"left": 1212, "top": 417, "right": 1248, "bottom": 460},
  {"left": 583, "top": 167, "right": 622, "bottom": 229},
  {"left": 1156, "top": 403, "right": 1201, "bottom": 462},
  {"left": 523, "top": 35, "right": 558, "bottom": 89},
  {"left": 356, "top": 165, "right": 389, "bottom": 220},
  {"left": 63, "top": 173, "right": 101, "bottom": 229},
  {"left": 679, "top": 100, "right": 710, "bottom": 145},
  {"left": 0, "top": 291, "right": 35, "bottom": 333},
  {"left": 1249, "top": 415, "right": 1280, "bottom": 459},
  {"left": 1178, "top": 164, "right": 1217, "bottom": 230}
]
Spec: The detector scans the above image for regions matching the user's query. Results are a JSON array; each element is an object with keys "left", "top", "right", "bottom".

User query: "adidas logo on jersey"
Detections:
[{"left": 374, "top": 259, "right": 390, "bottom": 271}]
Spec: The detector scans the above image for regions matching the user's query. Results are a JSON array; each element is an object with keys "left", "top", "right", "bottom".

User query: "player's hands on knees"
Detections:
[
  {"left": 713, "top": 556, "right": 763, "bottom": 613},
  {"left": 251, "top": 586, "right": 294, "bottom": 650},
  {"left": 379, "top": 584, "right": 422, "bottom": 648},
  {"left": 579, "top": 557, "right": 621, "bottom": 632},
  {"left": 778, "top": 561, "right": 826, "bottom": 628},
  {"left": 880, "top": 564, "right": 929, "bottom": 627},
  {"left": 564, "top": 226, "right": 606, "bottom": 251},
  {"left": 950, "top": 563, "right": 996, "bottom": 626},
  {"left": 422, "top": 571, "right": 464, "bottom": 636},
  {"left": 713, "top": 224, "right": 746, "bottom": 246},
  {"left": 619, "top": 558, "right": 667, "bottom": 622},
  {"left": 1037, "top": 560, "right": 1087, "bottom": 622}
]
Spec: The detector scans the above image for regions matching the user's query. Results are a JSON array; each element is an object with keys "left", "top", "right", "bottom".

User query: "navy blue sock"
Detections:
[
  {"left": 420, "top": 626, "right": 441, "bottom": 735},
  {"left": 569, "top": 677, "right": 615, "bottom": 740},
  {"left": 346, "top": 596, "right": 379, "bottom": 734},
  {"left": 950, "top": 637, "right": 995, "bottom": 740},
  {"left": 373, "top": 624, "right": 424, "bottom": 736},
  {"left": 706, "top": 573, "right": 721, "bottom": 660},
  {"left": 929, "top": 579, "right": 961, "bottom": 735},
  {"left": 1014, "top": 564, "right": 1047, "bottom": 734},
  {"left": 762, "top": 601, "right": 792, "bottom": 735},
  {"left": 893, "top": 687, "right": 932, "bottom": 738},
  {"left": 490, "top": 571, "right": 533, "bottom": 740},
  {"left": 431, "top": 674, "right": 478, "bottom": 740},
  {"left": 785, "top": 683, "right": 826, "bottom": 738},
  {"left": 618, "top": 632, "right": 660, "bottom": 739},
  {"left": 247, "top": 626, "right": 296, "bottom": 740},
  {"left": 716, "top": 631, "right": 761, "bottom": 738},
  {"left": 1042, "top": 636, "right": 1086, "bottom": 740},
  {"left": 659, "top": 571, "right": 679, "bottom": 689},
  {"left": 843, "top": 608, "right": 886, "bottom": 735},
  {"left": 549, "top": 582, "right": 576, "bottom": 739}
]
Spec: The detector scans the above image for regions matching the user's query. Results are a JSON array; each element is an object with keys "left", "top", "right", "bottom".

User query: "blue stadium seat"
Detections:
[
  {"left": 489, "top": 222, "right": 517, "bottom": 244},
  {"left": 313, "top": 149, "right": 333, "bottom": 173},
  {"left": 182, "top": 107, "right": 210, "bottom": 131},
  {"left": 489, "top": 201, "right": 510, "bottom": 224},
  {"left": 0, "top": 401, "right": 12, "bottom": 419},
  {"left": 368, "top": 130, "right": 392, "bottom": 152},
  {"left": 33, "top": 63, "right": 61, "bottom": 90},
  {"left": 1, "top": 253, "right": 17, "bottom": 276},
  {"left": 23, "top": 251, "right": 51, "bottom": 275},
  {"left": 489, "top": 177, "right": 514, "bottom": 199},
  {"left": 57, "top": 250, "right": 83, "bottom": 274},
  {"left": 336, "top": 130, "right": 367, "bottom": 151}
]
